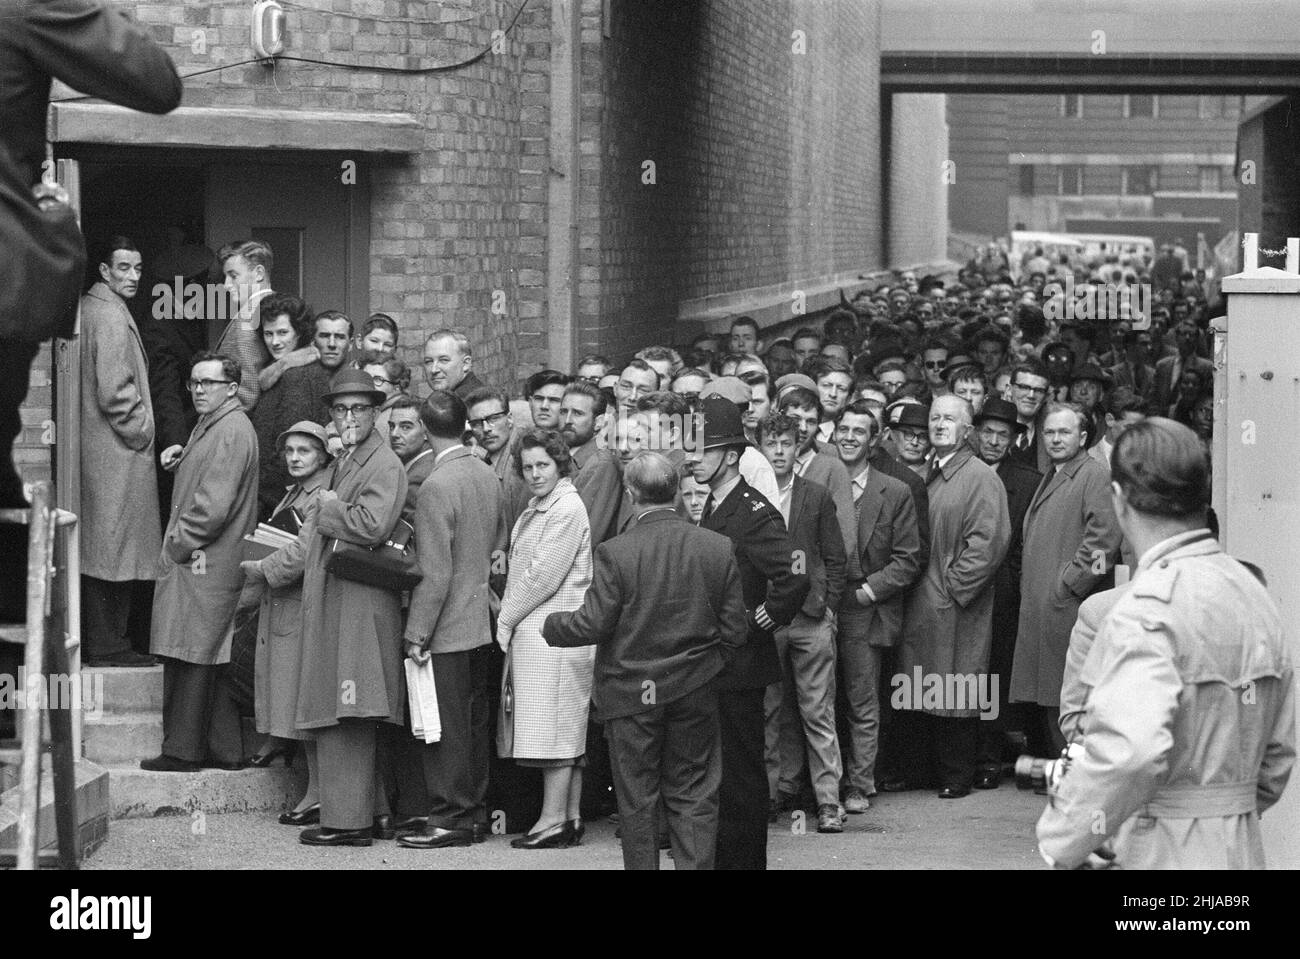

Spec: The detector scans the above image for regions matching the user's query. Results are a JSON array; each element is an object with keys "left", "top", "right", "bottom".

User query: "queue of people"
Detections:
[{"left": 68, "top": 230, "right": 1292, "bottom": 870}]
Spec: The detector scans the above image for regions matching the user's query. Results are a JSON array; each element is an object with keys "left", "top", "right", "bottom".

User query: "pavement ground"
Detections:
[{"left": 87, "top": 784, "right": 1048, "bottom": 870}]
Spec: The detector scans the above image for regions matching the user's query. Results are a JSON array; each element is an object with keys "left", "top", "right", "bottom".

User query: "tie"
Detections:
[
  {"left": 701, "top": 493, "right": 715, "bottom": 523},
  {"left": 926, "top": 459, "right": 941, "bottom": 484}
]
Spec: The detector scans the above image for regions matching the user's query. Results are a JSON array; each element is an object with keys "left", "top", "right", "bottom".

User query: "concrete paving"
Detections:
[{"left": 86, "top": 784, "right": 1048, "bottom": 870}]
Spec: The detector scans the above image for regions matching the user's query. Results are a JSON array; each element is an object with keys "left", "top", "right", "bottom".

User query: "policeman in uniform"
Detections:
[
  {"left": 1037, "top": 418, "right": 1295, "bottom": 869},
  {"left": 688, "top": 396, "right": 809, "bottom": 870}
]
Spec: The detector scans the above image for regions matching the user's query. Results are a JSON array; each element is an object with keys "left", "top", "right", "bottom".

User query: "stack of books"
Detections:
[{"left": 242, "top": 523, "right": 299, "bottom": 561}]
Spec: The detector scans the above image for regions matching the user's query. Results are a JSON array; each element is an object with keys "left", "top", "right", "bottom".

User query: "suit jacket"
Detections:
[
  {"left": 841, "top": 467, "right": 922, "bottom": 646},
  {"left": 453, "top": 370, "right": 486, "bottom": 399},
  {"left": 1011, "top": 449, "right": 1121, "bottom": 707},
  {"left": 701, "top": 477, "right": 809, "bottom": 690},
  {"left": 1008, "top": 419, "right": 1052, "bottom": 473},
  {"left": 797, "top": 450, "right": 860, "bottom": 580},
  {"left": 870, "top": 447, "right": 930, "bottom": 571},
  {"left": 400, "top": 447, "right": 435, "bottom": 524},
  {"left": 404, "top": 446, "right": 506, "bottom": 655},
  {"left": 543, "top": 509, "right": 747, "bottom": 720},
  {"left": 0, "top": 0, "right": 181, "bottom": 187},
  {"left": 785, "top": 476, "right": 847, "bottom": 618},
  {"left": 994, "top": 456, "right": 1042, "bottom": 600},
  {"left": 487, "top": 426, "right": 532, "bottom": 536},
  {"left": 1108, "top": 359, "right": 1155, "bottom": 400},
  {"left": 571, "top": 435, "right": 623, "bottom": 547},
  {"left": 1152, "top": 353, "right": 1214, "bottom": 414}
]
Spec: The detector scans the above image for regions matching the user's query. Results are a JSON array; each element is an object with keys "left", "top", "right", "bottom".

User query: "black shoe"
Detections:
[
  {"left": 85, "top": 651, "right": 158, "bottom": 668},
  {"left": 300, "top": 826, "right": 373, "bottom": 847},
  {"left": 974, "top": 771, "right": 1000, "bottom": 790},
  {"left": 373, "top": 815, "right": 395, "bottom": 840},
  {"left": 568, "top": 819, "right": 585, "bottom": 844},
  {"left": 139, "top": 754, "right": 201, "bottom": 772},
  {"left": 937, "top": 786, "right": 971, "bottom": 799},
  {"left": 199, "top": 756, "right": 248, "bottom": 771},
  {"left": 398, "top": 826, "right": 475, "bottom": 849},
  {"left": 393, "top": 815, "right": 428, "bottom": 837},
  {"left": 511, "top": 821, "right": 576, "bottom": 850},
  {"left": 279, "top": 804, "right": 320, "bottom": 826},
  {"left": 471, "top": 821, "right": 488, "bottom": 843}
]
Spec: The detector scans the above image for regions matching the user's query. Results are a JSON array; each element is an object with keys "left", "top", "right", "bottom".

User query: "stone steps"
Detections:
[
  {"left": 104, "top": 762, "right": 306, "bottom": 821},
  {"left": 0, "top": 756, "right": 111, "bottom": 862}
]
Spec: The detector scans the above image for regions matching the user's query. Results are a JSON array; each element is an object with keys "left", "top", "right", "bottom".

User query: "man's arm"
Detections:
[
  {"left": 746, "top": 506, "right": 809, "bottom": 629},
  {"left": 24, "top": 0, "right": 183, "bottom": 113},
  {"left": 165, "top": 425, "right": 255, "bottom": 563},
  {"left": 862, "top": 487, "right": 923, "bottom": 603},
  {"left": 1063, "top": 467, "right": 1122, "bottom": 598},
  {"left": 944, "top": 474, "right": 1010, "bottom": 608},
  {"left": 715, "top": 550, "right": 748, "bottom": 650},
  {"left": 814, "top": 487, "right": 847, "bottom": 611},
  {"left": 572, "top": 452, "right": 623, "bottom": 546},
  {"left": 88, "top": 312, "right": 152, "bottom": 451},
  {"left": 316, "top": 457, "right": 404, "bottom": 547},
  {"left": 1036, "top": 607, "right": 1180, "bottom": 868},
  {"left": 1257, "top": 660, "right": 1297, "bottom": 815},
  {"left": 404, "top": 480, "right": 454, "bottom": 646},
  {"left": 543, "top": 541, "right": 623, "bottom": 648}
]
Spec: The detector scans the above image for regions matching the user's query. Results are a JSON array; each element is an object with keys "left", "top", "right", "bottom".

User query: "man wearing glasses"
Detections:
[
  {"left": 574, "top": 354, "right": 611, "bottom": 387},
  {"left": 884, "top": 401, "right": 932, "bottom": 480},
  {"left": 615, "top": 359, "right": 660, "bottom": 415},
  {"left": 296, "top": 368, "right": 407, "bottom": 846},
  {"left": 143, "top": 353, "right": 259, "bottom": 772},
  {"left": 464, "top": 386, "right": 531, "bottom": 535},
  {"left": 1007, "top": 360, "right": 1053, "bottom": 473},
  {"left": 920, "top": 339, "right": 952, "bottom": 400}
]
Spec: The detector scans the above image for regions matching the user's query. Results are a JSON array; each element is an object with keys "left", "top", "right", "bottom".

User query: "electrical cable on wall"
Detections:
[{"left": 52, "top": 0, "right": 531, "bottom": 102}]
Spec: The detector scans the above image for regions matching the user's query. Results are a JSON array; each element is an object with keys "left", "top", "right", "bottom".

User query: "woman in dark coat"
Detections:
[{"left": 239, "top": 421, "right": 332, "bottom": 824}]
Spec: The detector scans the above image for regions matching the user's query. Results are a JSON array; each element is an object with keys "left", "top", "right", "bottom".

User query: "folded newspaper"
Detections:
[{"left": 405, "top": 657, "right": 442, "bottom": 743}]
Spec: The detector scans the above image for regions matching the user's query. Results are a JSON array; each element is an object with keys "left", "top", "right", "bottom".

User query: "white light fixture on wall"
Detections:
[{"left": 252, "top": 0, "right": 286, "bottom": 60}]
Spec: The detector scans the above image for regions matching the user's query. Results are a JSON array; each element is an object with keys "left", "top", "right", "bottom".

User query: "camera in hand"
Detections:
[{"left": 1015, "top": 742, "right": 1084, "bottom": 792}]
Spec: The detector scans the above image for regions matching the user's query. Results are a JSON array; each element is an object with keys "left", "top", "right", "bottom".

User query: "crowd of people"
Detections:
[{"left": 73, "top": 230, "right": 1246, "bottom": 869}]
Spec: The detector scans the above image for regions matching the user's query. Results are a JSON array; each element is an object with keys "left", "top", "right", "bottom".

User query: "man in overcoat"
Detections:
[
  {"left": 1037, "top": 419, "right": 1294, "bottom": 869},
  {"left": 1011, "top": 402, "right": 1120, "bottom": 758},
  {"left": 895, "top": 395, "right": 1009, "bottom": 798},
  {"left": 79, "top": 236, "right": 161, "bottom": 666},
  {"left": 295, "top": 369, "right": 407, "bottom": 846},
  {"left": 143, "top": 353, "right": 258, "bottom": 771},
  {"left": 689, "top": 397, "right": 809, "bottom": 869}
]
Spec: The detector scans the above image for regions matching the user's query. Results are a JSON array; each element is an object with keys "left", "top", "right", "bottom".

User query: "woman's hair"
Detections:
[
  {"left": 359, "top": 351, "right": 410, "bottom": 391},
  {"left": 1111, "top": 417, "right": 1209, "bottom": 518},
  {"left": 515, "top": 428, "right": 573, "bottom": 480},
  {"left": 259, "top": 293, "right": 314, "bottom": 349}
]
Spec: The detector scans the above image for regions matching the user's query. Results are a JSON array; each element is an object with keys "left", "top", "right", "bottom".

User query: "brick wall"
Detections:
[{"left": 584, "top": 0, "right": 884, "bottom": 356}]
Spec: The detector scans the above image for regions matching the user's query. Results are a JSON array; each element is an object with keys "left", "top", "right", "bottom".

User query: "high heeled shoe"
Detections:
[
  {"left": 248, "top": 742, "right": 297, "bottom": 768},
  {"left": 510, "top": 820, "right": 576, "bottom": 850},
  {"left": 279, "top": 803, "right": 320, "bottom": 826},
  {"left": 567, "top": 818, "right": 585, "bottom": 845}
]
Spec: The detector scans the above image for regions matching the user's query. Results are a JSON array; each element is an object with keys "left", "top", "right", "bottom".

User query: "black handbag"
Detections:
[
  {"left": 325, "top": 517, "right": 422, "bottom": 591},
  {"left": 0, "top": 141, "right": 86, "bottom": 342}
]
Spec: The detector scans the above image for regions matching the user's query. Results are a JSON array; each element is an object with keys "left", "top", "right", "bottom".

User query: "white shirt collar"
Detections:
[{"left": 435, "top": 443, "right": 465, "bottom": 465}]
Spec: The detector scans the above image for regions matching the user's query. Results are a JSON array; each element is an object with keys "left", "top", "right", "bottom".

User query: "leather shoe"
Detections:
[
  {"left": 937, "top": 786, "right": 971, "bottom": 799},
  {"left": 843, "top": 789, "right": 871, "bottom": 814},
  {"left": 393, "top": 815, "right": 428, "bottom": 837},
  {"left": 372, "top": 814, "right": 395, "bottom": 840},
  {"left": 397, "top": 826, "right": 474, "bottom": 849},
  {"left": 139, "top": 754, "right": 201, "bottom": 772},
  {"left": 299, "top": 826, "right": 373, "bottom": 847},
  {"left": 471, "top": 821, "right": 488, "bottom": 843},
  {"left": 974, "top": 771, "right": 1000, "bottom": 790},
  {"left": 200, "top": 756, "right": 248, "bottom": 771},
  {"left": 279, "top": 804, "right": 320, "bottom": 826},
  {"left": 85, "top": 651, "right": 158, "bottom": 668},
  {"left": 816, "top": 803, "right": 844, "bottom": 834},
  {"left": 511, "top": 821, "right": 576, "bottom": 850}
]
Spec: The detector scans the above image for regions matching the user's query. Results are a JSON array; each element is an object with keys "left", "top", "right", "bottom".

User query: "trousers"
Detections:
[
  {"left": 765, "top": 611, "right": 841, "bottom": 807},
  {"left": 836, "top": 608, "right": 883, "bottom": 795},
  {"left": 160, "top": 657, "right": 243, "bottom": 764},
  {"left": 716, "top": 685, "right": 768, "bottom": 870},
  {"left": 606, "top": 680, "right": 721, "bottom": 870},
  {"left": 418, "top": 644, "right": 490, "bottom": 831},
  {"left": 316, "top": 720, "right": 378, "bottom": 830}
]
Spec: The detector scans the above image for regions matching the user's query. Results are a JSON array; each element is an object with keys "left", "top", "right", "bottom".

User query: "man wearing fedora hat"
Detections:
[
  {"left": 884, "top": 401, "right": 932, "bottom": 480},
  {"left": 687, "top": 396, "right": 809, "bottom": 869},
  {"left": 971, "top": 396, "right": 1041, "bottom": 788},
  {"left": 295, "top": 367, "right": 408, "bottom": 846}
]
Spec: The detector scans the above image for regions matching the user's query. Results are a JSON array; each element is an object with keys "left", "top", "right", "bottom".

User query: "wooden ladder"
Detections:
[{"left": 0, "top": 481, "right": 80, "bottom": 869}]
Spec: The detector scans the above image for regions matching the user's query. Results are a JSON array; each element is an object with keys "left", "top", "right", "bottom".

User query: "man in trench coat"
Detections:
[
  {"left": 79, "top": 237, "right": 161, "bottom": 666},
  {"left": 896, "top": 395, "right": 1009, "bottom": 797},
  {"left": 295, "top": 369, "right": 408, "bottom": 847},
  {"left": 1011, "top": 402, "right": 1120, "bottom": 757},
  {"left": 1037, "top": 418, "right": 1294, "bottom": 869},
  {"left": 143, "top": 353, "right": 258, "bottom": 771}
]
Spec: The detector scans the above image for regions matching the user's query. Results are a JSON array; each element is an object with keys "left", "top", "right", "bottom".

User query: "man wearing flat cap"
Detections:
[
  {"left": 687, "top": 396, "right": 809, "bottom": 869},
  {"left": 295, "top": 368, "right": 408, "bottom": 847}
]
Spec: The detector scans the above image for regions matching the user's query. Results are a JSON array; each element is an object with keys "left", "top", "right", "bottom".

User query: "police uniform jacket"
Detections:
[
  {"left": 701, "top": 477, "right": 810, "bottom": 690},
  {"left": 1037, "top": 531, "right": 1296, "bottom": 870}
]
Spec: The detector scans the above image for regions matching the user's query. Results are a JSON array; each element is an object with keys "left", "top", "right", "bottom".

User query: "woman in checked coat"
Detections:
[{"left": 496, "top": 429, "right": 595, "bottom": 849}]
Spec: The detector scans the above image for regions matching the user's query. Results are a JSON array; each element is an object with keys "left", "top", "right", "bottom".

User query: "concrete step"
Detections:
[
  {"left": 83, "top": 712, "right": 163, "bottom": 765},
  {"left": 80, "top": 665, "right": 163, "bottom": 714},
  {"left": 0, "top": 757, "right": 111, "bottom": 862},
  {"left": 104, "top": 762, "right": 307, "bottom": 820}
]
